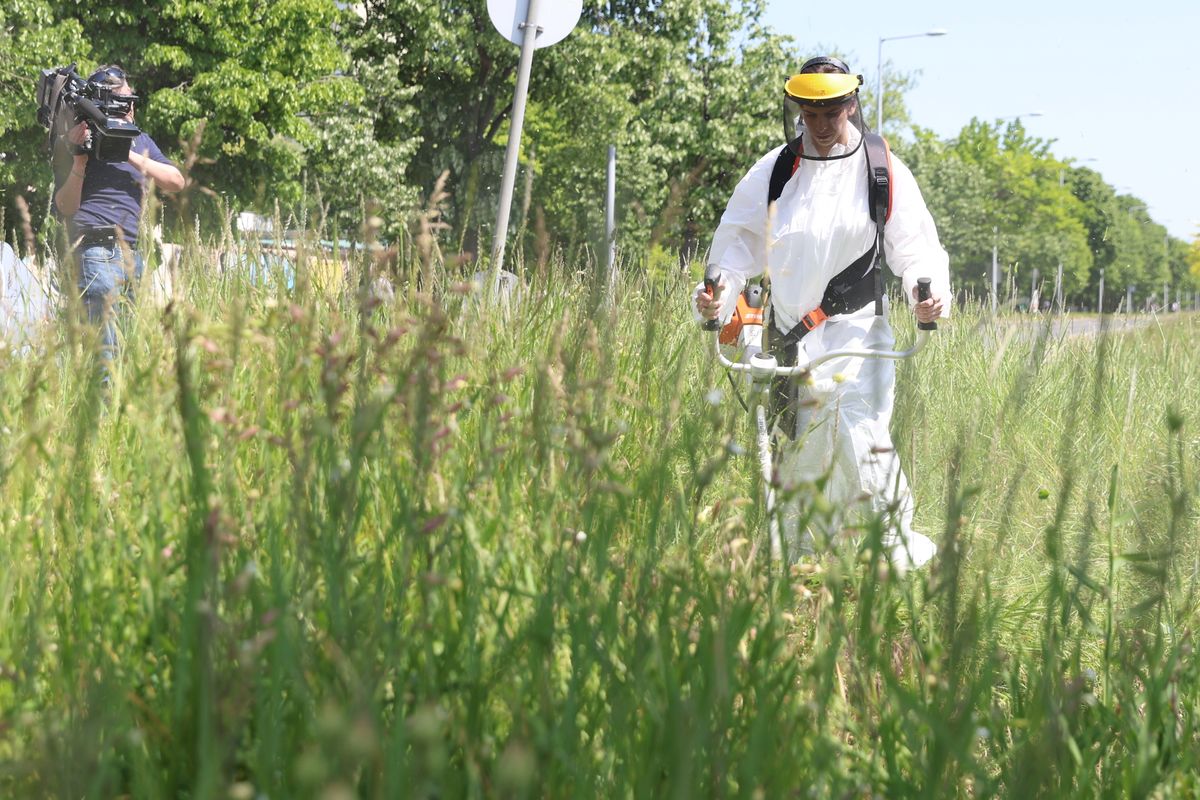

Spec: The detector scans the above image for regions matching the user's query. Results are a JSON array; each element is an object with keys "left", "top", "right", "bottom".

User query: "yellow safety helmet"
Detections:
[{"left": 784, "top": 72, "right": 863, "bottom": 107}]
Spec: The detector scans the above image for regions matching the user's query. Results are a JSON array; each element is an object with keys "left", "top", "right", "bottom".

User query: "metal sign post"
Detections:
[
  {"left": 490, "top": 0, "right": 543, "bottom": 281},
  {"left": 486, "top": 0, "right": 582, "bottom": 287}
]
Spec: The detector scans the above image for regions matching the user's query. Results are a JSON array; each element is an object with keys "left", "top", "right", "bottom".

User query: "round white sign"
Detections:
[{"left": 486, "top": 0, "right": 583, "bottom": 49}]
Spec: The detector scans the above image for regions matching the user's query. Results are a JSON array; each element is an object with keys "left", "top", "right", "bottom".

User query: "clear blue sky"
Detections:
[{"left": 762, "top": 0, "right": 1199, "bottom": 241}]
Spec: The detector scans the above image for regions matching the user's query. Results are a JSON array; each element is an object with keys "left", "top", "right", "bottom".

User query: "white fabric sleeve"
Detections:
[
  {"left": 883, "top": 153, "right": 951, "bottom": 318},
  {"left": 690, "top": 151, "right": 778, "bottom": 324}
]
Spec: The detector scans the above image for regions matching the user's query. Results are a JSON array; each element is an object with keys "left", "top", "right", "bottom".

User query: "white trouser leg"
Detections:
[{"left": 774, "top": 315, "right": 936, "bottom": 572}]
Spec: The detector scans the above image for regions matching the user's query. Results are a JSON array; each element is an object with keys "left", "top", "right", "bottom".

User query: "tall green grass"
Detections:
[{"left": 0, "top": 242, "right": 1198, "bottom": 798}]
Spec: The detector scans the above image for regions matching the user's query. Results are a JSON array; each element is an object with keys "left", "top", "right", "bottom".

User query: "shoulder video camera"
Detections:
[{"left": 36, "top": 64, "right": 141, "bottom": 163}]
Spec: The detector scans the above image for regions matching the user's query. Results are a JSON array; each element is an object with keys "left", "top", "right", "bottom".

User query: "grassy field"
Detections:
[{"left": 1, "top": 243, "right": 1198, "bottom": 798}]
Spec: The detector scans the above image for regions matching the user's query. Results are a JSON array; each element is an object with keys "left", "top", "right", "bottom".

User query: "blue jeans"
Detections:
[{"left": 78, "top": 242, "right": 144, "bottom": 366}]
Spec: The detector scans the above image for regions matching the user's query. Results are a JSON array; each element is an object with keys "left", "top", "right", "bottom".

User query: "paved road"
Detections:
[
  {"left": 1052, "top": 315, "right": 1160, "bottom": 338},
  {"left": 982, "top": 313, "right": 1179, "bottom": 350}
]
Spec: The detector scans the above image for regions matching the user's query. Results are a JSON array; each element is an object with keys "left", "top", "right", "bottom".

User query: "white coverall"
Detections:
[{"left": 703, "top": 127, "right": 950, "bottom": 570}]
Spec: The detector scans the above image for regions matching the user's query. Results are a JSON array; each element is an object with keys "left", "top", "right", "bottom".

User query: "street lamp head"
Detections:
[
  {"left": 881, "top": 28, "right": 950, "bottom": 43},
  {"left": 876, "top": 28, "right": 948, "bottom": 132},
  {"left": 998, "top": 111, "right": 1044, "bottom": 122}
]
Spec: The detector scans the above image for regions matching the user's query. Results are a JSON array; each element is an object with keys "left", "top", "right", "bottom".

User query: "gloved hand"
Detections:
[
  {"left": 911, "top": 285, "right": 943, "bottom": 324},
  {"left": 695, "top": 280, "right": 724, "bottom": 323}
]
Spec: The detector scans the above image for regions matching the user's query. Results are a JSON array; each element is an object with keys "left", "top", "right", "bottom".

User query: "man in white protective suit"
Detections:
[{"left": 694, "top": 55, "right": 950, "bottom": 573}]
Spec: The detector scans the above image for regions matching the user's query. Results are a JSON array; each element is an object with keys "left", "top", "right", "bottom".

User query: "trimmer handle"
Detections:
[
  {"left": 702, "top": 264, "right": 722, "bottom": 331},
  {"left": 917, "top": 278, "right": 937, "bottom": 331}
]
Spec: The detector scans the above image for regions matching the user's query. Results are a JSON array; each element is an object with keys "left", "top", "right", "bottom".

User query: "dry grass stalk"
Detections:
[
  {"left": 13, "top": 194, "right": 35, "bottom": 264},
  {"left": 413, "top": 169, "right": 450, "bottom": 291},
  {"left": 534, "top": 205, "right": 550, "bottom": 282},
  {"left": 12, "top": 194, "right": 33, "bottom": 256}
]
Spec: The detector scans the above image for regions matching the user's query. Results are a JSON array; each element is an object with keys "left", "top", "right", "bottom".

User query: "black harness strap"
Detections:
[
  {"left": 770, "top": 243, "right": 878, "bottom": 352},
  {"left": 766, "top": 245, "right": 877, "bottom": 439},
  {"left": 864, "top": 133, "right": 891, "bottom": 316},
  {"left": 767, "top": 141, "right": 801, "bottom": 208}
]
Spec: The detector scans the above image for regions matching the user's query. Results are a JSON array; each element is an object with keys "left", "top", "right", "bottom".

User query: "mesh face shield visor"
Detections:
[{"left": 782, "top": 72, "right": 866, "bottom": 154}]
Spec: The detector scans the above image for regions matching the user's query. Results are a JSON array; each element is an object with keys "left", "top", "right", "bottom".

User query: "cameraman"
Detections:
[{"left": 52, "top": 65, "right": 184, "bottom": 369}]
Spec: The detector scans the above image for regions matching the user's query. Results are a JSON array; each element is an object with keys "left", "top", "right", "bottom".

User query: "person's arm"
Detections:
[
  {"left": 54, "top": 123, "right": 92, "bottom": 217},
  {"left": 883, "top": 154, "right": 951, "bottom": 320},
  {"left": 693, "top": 150, "right": 777, "bottom": 323},
  {"left": 54, "top": 155, "right": 90, "bottom": 216},
  {"left": 128, "top": 149, "right": 185, "bottom": 192}
]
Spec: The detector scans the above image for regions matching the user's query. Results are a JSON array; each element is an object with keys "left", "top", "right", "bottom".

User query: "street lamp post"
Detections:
[{"left": 876, "top": 28, "right": 947, "bottom": 133}]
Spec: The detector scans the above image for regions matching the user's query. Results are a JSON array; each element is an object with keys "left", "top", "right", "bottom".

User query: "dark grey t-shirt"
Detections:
[{"left": 69, "top": 132, "right": 174, "bottom": 245}]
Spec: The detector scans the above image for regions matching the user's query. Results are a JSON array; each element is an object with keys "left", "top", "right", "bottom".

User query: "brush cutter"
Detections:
[{"left": 703, "top": 266, "right": 937, "bottom": 560}]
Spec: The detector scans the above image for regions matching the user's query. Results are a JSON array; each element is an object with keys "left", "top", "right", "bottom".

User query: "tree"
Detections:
[
  {"left": 303, "top": 50, "right": 421, "bottom": 240},
  {"left": 0, "top": 0, "right": 359, "bottom": 240},
  {"left": 348, "top": 0, "right": 919, "bottom": 268},
  {"left": 1188, "top": 230, "right": 1200, "bottom": 289},
  {"left": 131, "top": 0, "right": 358, "bottom": 220},
  {"left": 1062, "top": 166, "right": 1117, "bottom": 307},
  {"left": 902, "top": 119, "right": 1091, "bottom": 304},
  {"left": 0, "top": 0, "right": 89, "bottom": 245},
  {"left": 1169, "top": 235, "right": 1197, "bottom": 302},
  {"left": 524, "top": 0, "right": 810, "bottom": 260},
  {"left": 897, "top": 129, "right": 996, "bottom": 295},
  {"left": 1, "top": 0, "right": 920, "bottom": 262},
  {"left": 350, "top": 0, "right": 527, "bottom": 254}
]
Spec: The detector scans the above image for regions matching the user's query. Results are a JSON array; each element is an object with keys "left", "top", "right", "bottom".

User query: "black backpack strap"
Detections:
[
  {"left": 863, "top": 132, "right": 892, "bottom": 225},
  {"left": 767, "top": 141, "right": 802, "bottom": 206},
  {"left": 862, "top": 132, "right": 891, "bottom": 315},
  {"left": 768, "top": 243, "right": 878, "bottom": 352}
]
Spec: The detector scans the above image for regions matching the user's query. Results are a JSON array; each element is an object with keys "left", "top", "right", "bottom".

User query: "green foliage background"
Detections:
[{"left": 0, "top": 0, "right": 1196, "bottom": 303}]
